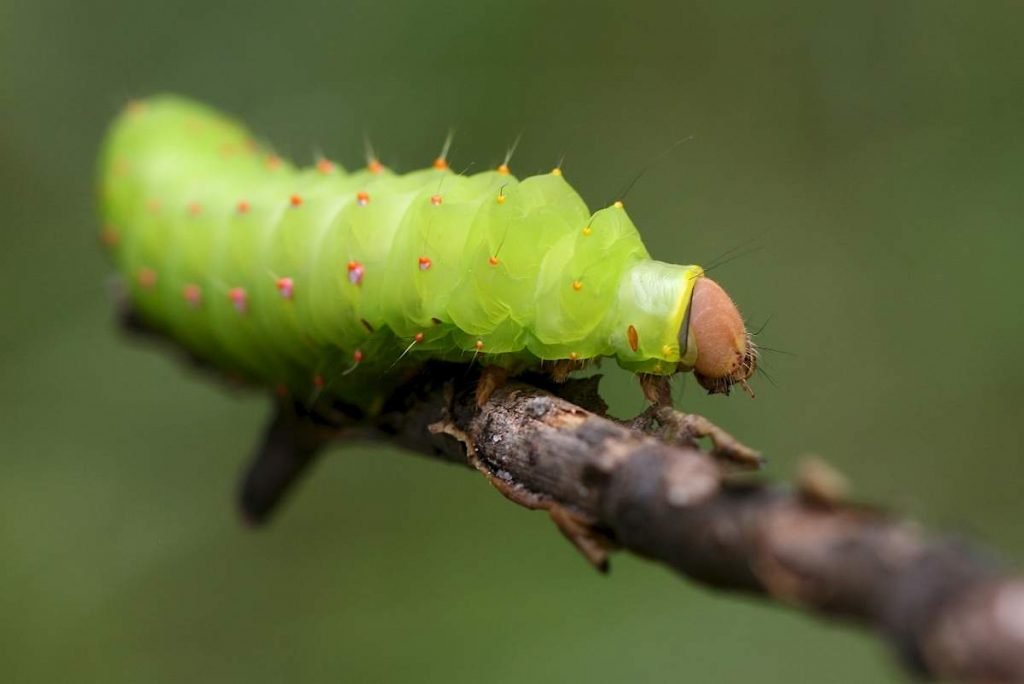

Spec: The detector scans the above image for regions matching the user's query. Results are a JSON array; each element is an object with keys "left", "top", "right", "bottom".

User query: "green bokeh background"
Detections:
[{"left": 3, "top": 1, "right": 1023, "bottom": 681}]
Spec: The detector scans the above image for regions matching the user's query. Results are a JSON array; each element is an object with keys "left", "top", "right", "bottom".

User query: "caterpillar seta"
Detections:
[{"left": 98, "top": 95, "right": 758, "bottom": 416}]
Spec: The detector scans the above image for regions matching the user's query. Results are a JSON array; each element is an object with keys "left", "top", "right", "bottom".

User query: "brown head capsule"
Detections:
[{"left": 684, "top": 277, "right": 758, "bottom": 396}]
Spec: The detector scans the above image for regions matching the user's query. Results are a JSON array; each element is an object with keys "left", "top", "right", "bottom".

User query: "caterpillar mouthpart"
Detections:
[{"left": 687, "top": 277, "right": 757, "bottom": 397}]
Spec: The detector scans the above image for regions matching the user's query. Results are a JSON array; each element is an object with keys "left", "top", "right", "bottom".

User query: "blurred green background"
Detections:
[{"left": 3, "top": 1, "right": 1023, "bottom": 681}]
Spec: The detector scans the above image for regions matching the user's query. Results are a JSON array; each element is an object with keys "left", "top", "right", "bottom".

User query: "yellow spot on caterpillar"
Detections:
[
  {"left": 475, "top": 340, "right": 484, "bottom": 351},
  {"left": 653, "top": 362, "right": 664, "bottom": 373},
  {"left": 572, "top": 280, "right": 583, "bottom": 291},
  {"left": 581, "top": 226, "right": 592, "bottom": 236},
  {"left": 496, "top": 193, "right": 506, "bottom": 204},
  {"left": 627, "top": 325, "right": 639, "bottom": 352},
  {"left": 661, "top": 344, "right": 673, "bottom": 357},
  {"left": 488, "top": 256, "right": 499, "bottom": 266},
  {"left": 612, "top": 200, "right": 624, "bottom": 209},
  {"left": 569, "top": 352, "right": 578, "bottom": 361},
  {"left": 551, "top": 167, "right": 563, "bottom": 176}
]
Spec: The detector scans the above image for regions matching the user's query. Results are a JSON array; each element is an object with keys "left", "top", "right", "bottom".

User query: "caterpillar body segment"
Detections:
[{"left": 99, "top": 96, "right": 755, "bottom": 412}]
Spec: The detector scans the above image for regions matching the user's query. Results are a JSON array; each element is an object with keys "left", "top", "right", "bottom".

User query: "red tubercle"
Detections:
[
  {"left": 182, "top": 283, "right": 202, "bottom": 308},
  {"left": 228, "top": 287, "right": 248, "bottom": 313},
  {"left": 237, "top": 199, "right": 251, "bottom": 214},
  {"left": 497, "top": 163, "right": 510, "bottom": 175},
  {"left": 474, "top": 339, "right": 484, "bottom": 351},
  {"left": 418, "top": 256, "right": 432, "bottom": 271},
  {"left": 266, "top": 155, "right": 282, "bottom": 170},
  {"left": 100, "top": 224, "right": 119, "bottom": 248},
  {"left": 367, "top": 159, "right": 384, "bottom": 174},
  {"left": 430, "top": 194, "right": 443, "bottom": 206},
  {"left": 347, "top": 260, "right": 364, "bottom": 286},
  {"left": 289, "top": 194, "right": 303, "bottom": 208},
  {"left": 137, "top": 267, "right": 157, "bottom": 289},
  {"left": 356, "top": 191, "right": 370, "bottom": 206},
  {"left": 488, "top": 256, "right": 499, "bottom": 266},
  {"left": 353, "top": 349, "right": 364, "bottom": 363},
  {"left": 313, "top": 374, "right": 325, "bottom": 389},
  {"left": 188, "top": 201, "right": 203, "bottom": 216},
  {"left": 414, "top": 332, "right": 424, "bottom": 343},
  {"left": 276, "top": 277, "right": 294, "bottom": 299},
  {"left": 433, "top": 157, "right": 448, "bottom": 171},
  {"left": 317, "top": 158, "right": 336, "bottom": 175}
]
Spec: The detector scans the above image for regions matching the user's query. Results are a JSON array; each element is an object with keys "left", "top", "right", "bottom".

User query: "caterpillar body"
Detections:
[{"left": 98, "top": 96, "right": 757, "bottom": 414}]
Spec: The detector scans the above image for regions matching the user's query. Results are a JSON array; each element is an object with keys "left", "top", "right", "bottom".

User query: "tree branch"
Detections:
[{"left": 254, "top": 366, "right": 1024, "bottom": 683}]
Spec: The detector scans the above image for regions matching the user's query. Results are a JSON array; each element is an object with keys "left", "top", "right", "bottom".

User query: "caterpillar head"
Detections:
[{"left": 682, "top": 277, "right": 758, "bottom": 396}]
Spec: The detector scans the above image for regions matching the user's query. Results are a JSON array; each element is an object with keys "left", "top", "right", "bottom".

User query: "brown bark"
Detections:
[{"left": 243, "top": 367, "right": 1023, "bottom": 683}]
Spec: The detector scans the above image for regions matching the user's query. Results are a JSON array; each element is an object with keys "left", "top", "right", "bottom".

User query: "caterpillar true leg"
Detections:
[{"left": 475, "top": 365, "right": 509, "bottom": 407}]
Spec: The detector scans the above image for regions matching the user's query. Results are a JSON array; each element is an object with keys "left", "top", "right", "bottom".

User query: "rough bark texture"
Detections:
[{"left": 357, "top": 368, "right": 1024, "bottom": 683}]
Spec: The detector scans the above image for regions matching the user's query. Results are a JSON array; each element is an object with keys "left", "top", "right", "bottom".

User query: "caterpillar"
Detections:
[{"left": 98, "top": 95, "right": 758, "bottom": 416}]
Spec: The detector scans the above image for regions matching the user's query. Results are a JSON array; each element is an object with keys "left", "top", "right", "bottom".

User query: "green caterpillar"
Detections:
[{"left": 98, "top": 95, "right": 757, "bottom": 414}]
